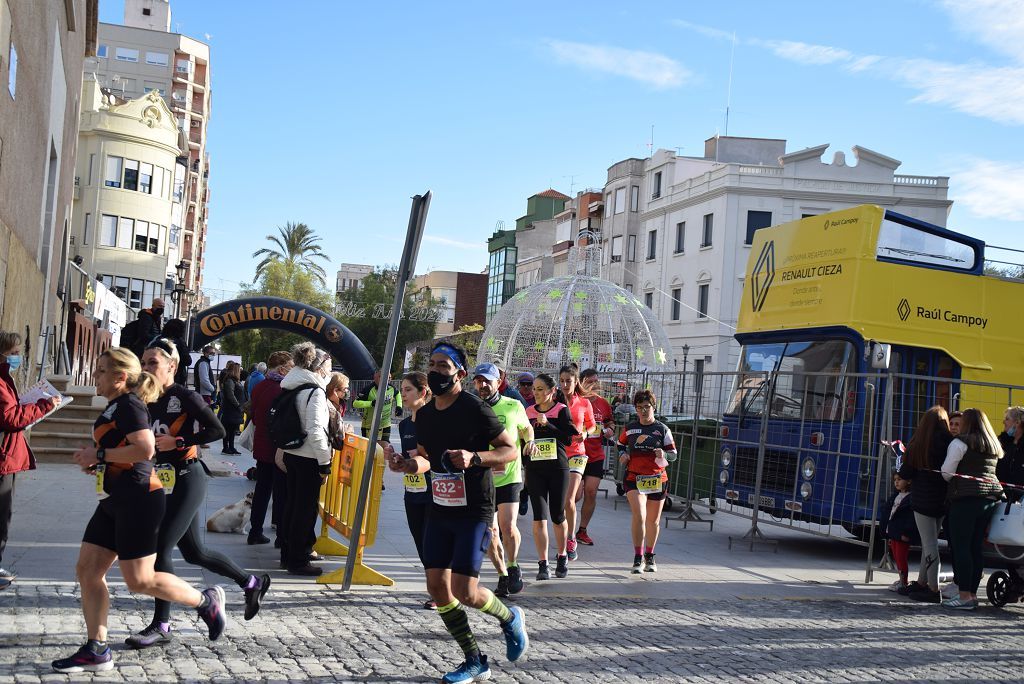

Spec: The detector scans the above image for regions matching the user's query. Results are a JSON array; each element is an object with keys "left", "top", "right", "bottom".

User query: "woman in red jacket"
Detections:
[
  {"left": 0, "top": 331, "right": 59, "bottom": 589},
  {"left": 247, "top": 350, "right": 293, "bottom": 546}
]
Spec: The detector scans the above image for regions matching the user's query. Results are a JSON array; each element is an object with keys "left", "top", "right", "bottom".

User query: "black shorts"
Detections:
[
  {"left": 421, "top": 515, "right": 491, "bottom": 578},
  {"left": 494, "top": 482, "right": 523, "bottom": 507},
  {"left": 524, "top": 467, "right": 570, "bottom": 524},
  {"left": 583, "top": 458, "right": 606, "bottom": 479},
  {"left": 82, "top": 488, "right": 166, "bottom": 560},
  {"left": 623, "top": 478, "right": 669, "bottom": 501}
]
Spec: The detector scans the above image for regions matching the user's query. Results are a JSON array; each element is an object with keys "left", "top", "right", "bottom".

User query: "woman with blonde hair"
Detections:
[
  {"left": 54, "top": 348, "right": 226, "bottom": 673},
  {"left": 940, "top": 407, "right": 1005, "bottom": 610}
]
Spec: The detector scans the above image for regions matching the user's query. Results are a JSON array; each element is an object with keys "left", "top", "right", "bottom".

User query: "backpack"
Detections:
[
  {"left": 119, "top": 319, "right": 141, "bottom": 354},
  {"left": 268, "top": 382, "right": 321, "bottom": 450}
]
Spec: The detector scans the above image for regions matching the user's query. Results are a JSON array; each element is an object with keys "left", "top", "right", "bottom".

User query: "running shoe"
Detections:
[
  {"left": 501, "top": 606, "right": 530, "bottom": 663},
  {"left": 941, "top": 596, "right": 978, "bottom": 610},
  {"left": 197, "top": 586, "right": 228, "bottom": 641},
  {"left": 941, "top": 582, "right": 960, "bottom": 599},
  {"left": 494, "top": 574, "right": 510, "bottom": 598},
  {"left": 888, "top": 580, "right": 906, "bottom": 593},
  {"left": 566, "top": 538, "right": 578, "bottom": 561},
  {"left": 244, "top": 574, "right": 271, "bottom": 621},
  {"left": 423, "top": 598, "right": 437, "bottom": 610},
  {"left": 896, "top": 580, "right": 925, "bottom": 596},
  {"left": 555, "top": 555, "right": 568, "bottom": 578},
  {"left": 644, "top": 553, "right": 657, "bottom": 573},
  {"left": 125, "top": 623, "right": 172, "bottom": 649},
  {"left": 631, "top": 554, "right": 643, "bottom": 574},
  {"left": 536, "top": 560, "right": 550, "bottom": 581},
  {"left": 287, "top": 564, "right": 323, "bottom": 577},
  {"left": 576, "top": 529, "right": 594, "bottom": 546},
  {"left": 247, "top": 532, "right": 271, "bottom": 545},
  {"left": 507, "top": 565, "right": 524, "bottom": 595},
  {"left": 908, "top": 587, "right": 941, "bottom": 603},
  {"left": 441, "top": 654, "right": 490, "bottom": 683},
  {"left": 0, "top": 577, "right": 10, "bottom": 591},
  {"left": 52, "top": 644, "right": 114, "bottom": 673},
  {"left": 0, "top": 567, "right": 15, "bottom": 580}
]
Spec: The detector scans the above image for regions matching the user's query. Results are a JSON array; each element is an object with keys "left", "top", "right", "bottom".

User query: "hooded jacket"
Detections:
[
  {"left": 0, "top": 364, "right": 49, "bottom": 475},
  {"left": 279, "top": 366, "right": 332, "bottom": 465}
]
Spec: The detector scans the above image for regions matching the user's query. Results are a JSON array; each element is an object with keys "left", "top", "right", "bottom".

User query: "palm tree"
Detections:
[{"left": 252, "top": 222, "right": 329, "bottom": 285}]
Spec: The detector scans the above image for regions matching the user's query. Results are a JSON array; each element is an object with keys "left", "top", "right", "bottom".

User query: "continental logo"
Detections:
[
  {"left": 199, "top": 302, "right": 327, "bottom": 337},
  {"left": 896, "top": 298, "right": 989, "bottom": 329},
  {"left": 751, "top": 241, "right": 775, "bottom": 312}
]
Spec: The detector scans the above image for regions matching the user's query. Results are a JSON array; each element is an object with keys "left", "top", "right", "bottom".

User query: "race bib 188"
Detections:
[{"left": 532, "top": 438, "right": 558, "bottom": 461}]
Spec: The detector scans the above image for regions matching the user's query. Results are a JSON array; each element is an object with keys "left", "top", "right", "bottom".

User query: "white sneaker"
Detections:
[
  {"left": 940, "top": 583, "right": 959, "bottom": 599},
  {"left": 888, "top": 580, "right": 904, "bottom": 593}
]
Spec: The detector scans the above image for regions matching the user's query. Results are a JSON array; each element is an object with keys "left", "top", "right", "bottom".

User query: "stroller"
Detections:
[{"left": 984, "top": 499, "right": 1024, "bottom": 607}]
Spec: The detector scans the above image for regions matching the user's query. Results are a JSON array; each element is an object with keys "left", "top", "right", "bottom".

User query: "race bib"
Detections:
[
  {"left": 95, "top": 464, "right": 108, "bottom": 500},
  {"left": 155, "top": 464, "right": 176, "bottom": 494},
  {"left": 532, "top": 438, "right": 558, "bottom": 461},
  {"left": 635, "top": 474, "right": 662, "bottom": 495},
  {"left": 568, "top": 454, "right": 588, "bottom": 474},
  {"left": 431, "top": 472, "right": 467, "bottom": 506},
  {"left": 404, "top": 472, "right": 428, "bottom": 493}
]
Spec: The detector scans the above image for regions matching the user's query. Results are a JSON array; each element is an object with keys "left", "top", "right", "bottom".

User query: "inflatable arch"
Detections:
[{"left": 189, "top": 296, "right": 376, "bottom": 382}]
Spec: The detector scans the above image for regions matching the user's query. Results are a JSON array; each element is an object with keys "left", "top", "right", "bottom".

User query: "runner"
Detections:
[
  {"left": 386, "top": 342, "right": 528, "bottom": 683},
  {"left": 524, "top": 373, "right": 578, "bottom": 580},
  {"left": 559, "top": 365, "right": 595, "bottom": 562},
  {"left": 576, "top": 368, "right": 615, "bottom": 546},
  {"left": 382, "top": 371, "right": 435, "bottom": 609},
  {"left": 122, "top": 339, "right": 271, "bottom": 649},
  {"left": 617, "top": 389, "right": 677, "bottom": 573},
  {"left": 54, "top": 348, "right": 226, "bottom": 673},
  {"left": 470, "top": 363, "right": 535, "bottom": 598}
]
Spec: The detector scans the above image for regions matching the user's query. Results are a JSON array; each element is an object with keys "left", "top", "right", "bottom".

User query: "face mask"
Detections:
[
  {"left": 1010, "top": 426, "right": 1018, "bottom": 438},
  {"left": 5, "top": 354, "right": 22, "bottom": 372},
  {"left": 483, "top": 390, "right": 501, "bottom": 407},
  {"left": 152, "top": 308, "right": 164, "bottom": 318},
  {"left": 428, "top": 370, "right": 458, "bottom": 396}
]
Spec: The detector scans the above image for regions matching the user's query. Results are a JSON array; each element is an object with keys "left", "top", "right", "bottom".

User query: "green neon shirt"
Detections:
[{"left": 490, "top": 396, "right": 529, "bottom": 488}]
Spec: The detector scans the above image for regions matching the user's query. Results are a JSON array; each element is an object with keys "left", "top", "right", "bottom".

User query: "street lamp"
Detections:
[
  {"left": 679, "top": 343, "right": 691, "bottom": 413},
  {"left": 171, "top": 259, "right": 189, "bottom": 318}
]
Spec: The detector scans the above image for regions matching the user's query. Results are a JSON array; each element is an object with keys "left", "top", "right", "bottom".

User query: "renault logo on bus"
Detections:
[
  {"left": 751, "top": 241, "right": 775, "bottom": 312},
  {"left": 897, "top": 298, "right": 911, "bottom": 322}
]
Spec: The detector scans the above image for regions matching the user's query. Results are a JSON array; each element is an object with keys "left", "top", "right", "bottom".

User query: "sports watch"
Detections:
[
  {"left": 96, "top": 448, "right": 106, "bottom": 464},
  {"left": 470, "top": 452, "right": 482, "bottom": 467},
  {"left": 175, "top": 436, "right": 186, "bottom": 451}
]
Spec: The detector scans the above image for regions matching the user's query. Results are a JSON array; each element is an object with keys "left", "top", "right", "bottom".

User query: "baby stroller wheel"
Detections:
[{"left": 987, "top": 570, "right": 1011, "bottom": 607}]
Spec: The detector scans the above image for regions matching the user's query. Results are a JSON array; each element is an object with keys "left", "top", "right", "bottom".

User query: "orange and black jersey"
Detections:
[
  {"left": 93, "top": 392, "right": 160, "bottom": 492},
  {"left": 617, "top": 420, "right": 676, "bottom": 483},
  {"left": 148, "top": 384, "right": 225, "bottom": 465}
]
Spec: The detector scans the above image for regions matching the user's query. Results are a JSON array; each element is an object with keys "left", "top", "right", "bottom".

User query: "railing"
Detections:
[
  {"left": 738, "top": 165, "right": 783, "bottom": 176},
  {"left": 894, "top": 175, "right": 944, "bottom": 186}
]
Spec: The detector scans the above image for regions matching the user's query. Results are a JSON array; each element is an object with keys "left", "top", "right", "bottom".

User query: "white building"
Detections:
[{"left": 336, "top": 263, "right": 374, "bottom": 296}]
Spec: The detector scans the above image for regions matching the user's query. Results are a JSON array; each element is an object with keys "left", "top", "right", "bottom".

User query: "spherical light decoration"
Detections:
[{"left": 477, "top": 238, "right": 674, "bottom": 375}]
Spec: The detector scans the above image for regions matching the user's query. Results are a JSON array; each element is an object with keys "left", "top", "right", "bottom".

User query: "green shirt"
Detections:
[{"left": 490, "top": 396, "right": 529, "bottom": 488}]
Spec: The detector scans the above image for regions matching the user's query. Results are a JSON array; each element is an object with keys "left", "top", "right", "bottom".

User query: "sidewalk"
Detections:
[{"left": 2, "top": 434, "right": 1024, "bottom": 682}]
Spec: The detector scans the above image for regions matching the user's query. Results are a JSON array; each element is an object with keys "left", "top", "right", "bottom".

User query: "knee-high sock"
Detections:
[
  {"left": 437, "top": 600, "right": 479, "bottom": 658},
  {"left": 479, "top": 590, "right": 512, "bottom": 624}
]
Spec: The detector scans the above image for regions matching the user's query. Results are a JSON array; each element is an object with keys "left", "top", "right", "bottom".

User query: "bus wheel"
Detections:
[{"left": 987, "top": 571, "right": 1011, "bottom": 607}]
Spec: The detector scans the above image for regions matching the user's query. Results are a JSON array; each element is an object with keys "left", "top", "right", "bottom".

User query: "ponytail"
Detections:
[
  {"left": 102, "top": 347, "right": 164, "bottom": 403},
  {"left": 133, "top": 371, "right": 162, "bottom": 404}
]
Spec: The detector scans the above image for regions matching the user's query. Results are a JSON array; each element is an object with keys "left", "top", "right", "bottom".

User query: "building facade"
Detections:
[
  {"left": 336, "top": 262, "right": 373, "bottom": 296},
  {"left": 94, "top": 0, "right": 210, "bottom": 314},
  {"left": 411, "top": 270, "right": 487, "bottom": 336},
  {"left": 0, "top": 0, "right": 96, "bottom": 377},
  {"left": 485, "top": 229, "right": 516, "bottom": 322},
  {"left": 72, "top": 79, "right": 186, "bottom": 314}
]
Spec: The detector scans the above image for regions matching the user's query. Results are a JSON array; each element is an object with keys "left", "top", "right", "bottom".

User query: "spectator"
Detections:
[
  {"left": 247, "top": 362, "right": 267, "bottom": 397},
  {"left": 325, "top": 371, "right": 351, "bottom": 450},
  {"left": 996, "top": 406, "right": 1024, "bottom": 502},
  {"left": 217, "top": 362, "right": 244, "bottom": 455},
  {"left": 0, "top": 331, "right": 60, "bottom": 590},
  {"left": 949, "top": 411, "right": 963, "bottom": 437},
  {"left": 194, "top": 345, "right": 216, "bottom": 404},
  {"left": 133, "top": 298, "right": 165, "bottom": 354},
  {"left": 940, "top": 407, "right": 1005, "bottom": 610},
  {"left": 160, "top": 319, "right": 190, "bottom": 386},
  {"left": 239, "top": 367, "right": 251, "bottom": 403},
  {"left": 881, "top": 469, "right": 920, "bottom": 593},
  {"left": 248, "top": 351, "right": 292, "bottom": 546}
]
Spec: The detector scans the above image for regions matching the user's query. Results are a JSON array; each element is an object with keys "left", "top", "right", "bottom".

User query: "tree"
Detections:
[
  {"left": 252, "top": 222, "right": 329, "bottom": 286},
  {"left": 336, "top": 267, "right": 438, "bottom": 374}
]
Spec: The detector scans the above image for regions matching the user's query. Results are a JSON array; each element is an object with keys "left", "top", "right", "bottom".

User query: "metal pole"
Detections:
[
  {"left": 342, "top": 192, "right": 431, "bottom": 592},
  {"left": 729, "top": 370, "right": 778, "bottom": 551},
  {"left": 667, "top": 371, "right": 712, "bottom": 529},
  {"left": 864, "top": 373, "right": 893, "bottom": 583}
]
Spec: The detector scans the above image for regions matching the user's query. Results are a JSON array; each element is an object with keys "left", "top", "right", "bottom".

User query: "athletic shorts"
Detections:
[
  {"left": 524, "top": 467, "right": 570, "bottom": 524},
  {"left": 494, "top": 482, "right": 523, "bottom": 507},
  {"left": 421, "top": 515, "right": 492, "bottom": 578},
  {"left": 82, "top": 487, "right": 166, "bottom": 560},
  {"left": 583, "top": 458, "right": 605, "bottom": 479},
  {"left": 623, "top": 478, "right": 669, "bottom": 501}
]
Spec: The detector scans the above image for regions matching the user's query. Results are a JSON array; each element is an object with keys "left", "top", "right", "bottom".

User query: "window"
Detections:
[
  {"left": 104, "top": 156, "right": 123, "bottom": 187},
  {"left": 176, "top": 59, "right": 190, "bottom": 74},
  {"left": 144, "top": 82, "right": 166, "bottom": 96},
  {"left": 97, "top": 44, "right": 108, "bottom": 58},
  {"left": 139, "top": 163, "right": 153, "bottom": 194},
  {"left": 701, "top": 213, "right": 713, "bottom": 248},
  {"left": 152, "top": 166, "right": 163, "bottom": 198},
  {"left": 610, "top": 235, "right": 623, "bottom": 263},
  {"left": 87, "top": 153, "right": 95, "bottom": 185},
  {"left": 142, "top": 7, "right": 151, "bottom": 15},
  {"left": 698, "top": 283, "right": 709, "bottom": 318},
  {"left": 129, "top": 278, "right": 143, "bottom": 309},
  {"left": 671, "top": 288, "right": 681, "bottom": 321},
  {"left": 155, "top": 224, "right": 165, "bottom": 254},
  {"left": 145, "top": 52, "right": 168, "bottom": 66},
  {"left": 113, "top": 276, "right": 129, "bottom": 302},
  {"left": 630, "top": 185, "right": 640, "bottom": 212},
  {"left": 123, "top": 160, "right": 139, "bottom": 191},
  {"left": 745, "top": 210, "right": 773, "bottom": 245},
  {"left": 117, "top": 217, "right": 133, "bottom": 249},
  {"left": 694, "top": 359, "right": 706, "bottom": 395},
  {"left": 100, "top": 215, "right": 118, "bottom": 246},
  {"left": 605, "top": 194, "right": 613, "bottom": 217},
  {"left": 614, "top": 187, "right": 626, "bottom": 215},
  {"left": 83, "top": 213, "right": 91, "bottom": 246},
  {"left": 115, "top": 47, "right": 139, "bottom": 62},
  {"left": 7, "top": 42, "right": 16, "bottom": 99},
  {"left": 802, "top": 213, "right": 818, "bottom": 219},
  {"left": 674, "top": 222, "right": 685, "bottom": 253},
  {"left": 652, "top": 171, "right": 662, "bottom": 199},
  {"left": 625, "top": 283, "right": 633, "bottom": 293},
  {"left": 134, "top": 220, "right": 150, "bottom": 251},
  {"left": 647, "top": 229, "right": 657, "bottom": 260},
  {"left": 644, "top": 292, "right": 654, "bottom": 309},
  {"left": 876, "top": 216, "right": 978, "bottom": 271},
  {"left": 143, "top": 281, "right": 157, "bottom": 310},
  {"left": 627, "top": 234, "right": 636, "bottom": 262}
]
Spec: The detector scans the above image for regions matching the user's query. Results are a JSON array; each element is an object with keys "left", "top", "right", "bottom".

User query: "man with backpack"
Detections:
[
  {"left": 119, "top": 299, "right": 165, "bottom": 359},
  {"left": 194, "top": 345, "right": 217, "bottom": 404}
]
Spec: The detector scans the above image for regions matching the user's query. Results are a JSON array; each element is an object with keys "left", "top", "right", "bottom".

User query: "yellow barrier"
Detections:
[{"left": 313, "top": 432, "right": 393, "bottom": 586}]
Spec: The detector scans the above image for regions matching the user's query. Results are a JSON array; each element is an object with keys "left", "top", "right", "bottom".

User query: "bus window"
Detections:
[{"left": 876, "top": 216, "right": 977, "bottom": 271}]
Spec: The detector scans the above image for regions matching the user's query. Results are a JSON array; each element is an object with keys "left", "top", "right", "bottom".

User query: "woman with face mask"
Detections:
[
  {"left": 996, "top": 406, "right": 1024, "bottom": 503},
  {"left": 0, "top": 331, "right": 60, "bottom": 589}
]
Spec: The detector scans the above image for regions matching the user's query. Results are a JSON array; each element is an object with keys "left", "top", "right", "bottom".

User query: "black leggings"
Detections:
[
  {"left": 222, "top": 421, "right": 240, "bottom": 451},
  {"left": 250, "top": 461, "right": 287, "bottom": 537},
  {"left": 525, "top": 467, "right": 570, "bottom": 524},
  {"left": 152, "top": 461, "right": 251, "bottom": 623},
  {"left": 404, "top": 499, "right": 430, "bottom": 565}
]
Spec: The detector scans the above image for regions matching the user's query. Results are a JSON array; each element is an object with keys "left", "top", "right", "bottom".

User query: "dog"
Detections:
[{"left": 206, "top": 491, "right": 254, "bottom": 534}]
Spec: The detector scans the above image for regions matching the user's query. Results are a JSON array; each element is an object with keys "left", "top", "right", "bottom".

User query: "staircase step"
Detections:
[{"left": 32, "top": 447, "right": 79, "bottom": 464}]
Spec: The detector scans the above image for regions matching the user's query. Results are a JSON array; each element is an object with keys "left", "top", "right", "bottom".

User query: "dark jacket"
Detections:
[
  {"left": 218, "top": 377, "right": 244, "bottom": 424},
  {"left": 879, "top": 490, "right": 921, "bottom": 544},
  {"left": 169, "top": 336, "right": 190, "bottom": 386},
  {"left": 135, "top": 308, "right": 162, "bottom": 350},
  {"left": 903, "top": 431, "right": 952, "bottom": 518},
  {"left": 0, "top": 365, "right": 48, "bottom": 475},
  {"left": 996, "top": 432, "right": 1024, "bottom": 502}
]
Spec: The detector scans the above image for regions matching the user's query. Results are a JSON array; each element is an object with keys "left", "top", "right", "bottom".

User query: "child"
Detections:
[{"left": 879, "top": 467, "right": 921, "bottom": 593}]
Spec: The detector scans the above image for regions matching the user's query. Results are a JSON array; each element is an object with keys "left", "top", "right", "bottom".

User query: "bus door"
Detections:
[{"left": 887, "top": 347, "right": 960, "bottom": 445}]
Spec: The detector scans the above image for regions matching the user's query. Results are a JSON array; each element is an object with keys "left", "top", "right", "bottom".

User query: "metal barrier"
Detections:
[{"left": 313, "top": 432, "right": 393, "bottom": 586}]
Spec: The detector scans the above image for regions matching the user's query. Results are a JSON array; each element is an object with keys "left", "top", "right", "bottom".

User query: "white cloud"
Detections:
[
  {"left": 670, "top": 19, "right": 734, "bottom": 42},
  {"left": 548, "top": 40, "right": 691, "bottom": 89},
  {"left": 752, "top": 39, "right": 853, "bottom": 65},
  {"left": 951, "top": 158, "right": 1024, "bottom": 221},
  {"left": 884, "top": 58, "right": 1024, "bottom": 126},
  {"left": 423, "top": 235, "right": 483, "bottom": 250},
  {"left": 939, "top": 0, "right": 1024, "bottom": 63}
]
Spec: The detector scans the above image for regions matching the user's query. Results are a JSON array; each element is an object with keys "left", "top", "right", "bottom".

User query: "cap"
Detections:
[
  {"left": 518, "top": 372, "right": 535, "bottom": 384},
  {"left": 472, "top": 363, "right": 500, "bottom": 382}
]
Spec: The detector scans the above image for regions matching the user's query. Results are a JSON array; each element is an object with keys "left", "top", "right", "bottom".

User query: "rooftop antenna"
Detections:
[
  {"left": 724, "top": 31, "right": 736, "bottom": 137},
  {"left": 563, "top": 174, "right": 579, "bottom": 196},
  {"left": 647, "top": 124, "right": 655, "bottom": 157}
]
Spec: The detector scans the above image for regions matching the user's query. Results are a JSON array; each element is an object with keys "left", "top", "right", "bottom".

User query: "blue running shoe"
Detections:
[
  {"left": 52, "top": 644, "right": 114, "bottom": 673},
  {"left": 501, "top": 606, "right": 529, "bottom": 663},
  {"left": 441, "top": 654, "right": 491, "bottom": 683},
  {"left": 197, "top": 585, "right": 228, "bottom": 641}
]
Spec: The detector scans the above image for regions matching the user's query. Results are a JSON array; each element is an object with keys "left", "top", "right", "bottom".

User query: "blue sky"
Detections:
[{"left": 101, "top": 1, "right": 1024, "bottom": 301}]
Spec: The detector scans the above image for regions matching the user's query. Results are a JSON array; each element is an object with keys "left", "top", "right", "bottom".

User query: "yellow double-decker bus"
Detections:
[{"left": 719, "top": 204, "right": 1023, "bottom": 533}]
